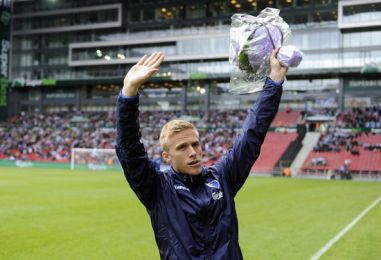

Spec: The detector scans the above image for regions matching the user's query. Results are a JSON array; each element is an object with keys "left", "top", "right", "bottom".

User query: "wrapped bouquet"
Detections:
[{"left": 229, "top": 8, "right": 304, "bottom": 94}]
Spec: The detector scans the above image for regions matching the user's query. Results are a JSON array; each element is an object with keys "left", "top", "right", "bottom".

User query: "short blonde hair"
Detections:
[{"left": 159, "top": 120, "right": 197, "bottom": 151}]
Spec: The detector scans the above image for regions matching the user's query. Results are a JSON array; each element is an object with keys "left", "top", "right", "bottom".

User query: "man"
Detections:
[{"left": 115, "top": 50, "right": 287, "bottom": 259}]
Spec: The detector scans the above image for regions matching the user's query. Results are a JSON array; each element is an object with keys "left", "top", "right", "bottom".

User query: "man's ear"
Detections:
[{"left": 162, "top": 151, "right": 170, "bottom": 164}]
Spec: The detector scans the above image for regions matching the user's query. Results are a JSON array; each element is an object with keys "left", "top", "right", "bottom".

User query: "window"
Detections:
[
  {"left": 186, "top": 4, "right": 206, "bottom": 19},
  {"left": 143, "top": 9, "right": 155, "bottom": 21},
  {"left": 129, "top": 10, "right": 141, "bottom": 22},
  {"left": 343, "top": 2, "right": 381, "bottom": 23}
]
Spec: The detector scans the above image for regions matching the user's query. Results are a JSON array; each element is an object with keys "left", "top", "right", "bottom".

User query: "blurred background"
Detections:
[
  {"left": 1, "top": 1, "right": 381, "bottom": 259},
  {"left": 0, "top": 0, "right": 380, "bottom": 179}
]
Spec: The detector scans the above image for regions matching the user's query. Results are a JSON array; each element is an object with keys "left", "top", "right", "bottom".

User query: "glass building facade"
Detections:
[{"left": 8, "top": 0, "right": 381, "bottom": 114}]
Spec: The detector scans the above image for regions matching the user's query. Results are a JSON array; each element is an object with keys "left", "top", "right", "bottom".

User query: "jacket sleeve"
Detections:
[
  {"left": 115, "top": 94, "right": 160, "bottom": 210},
  {"left": 213, "top": 78, "right": 283, "bottom": 196}
]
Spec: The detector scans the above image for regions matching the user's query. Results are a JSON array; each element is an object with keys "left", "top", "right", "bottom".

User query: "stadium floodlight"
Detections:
[{"left": 70, "top": 148, "right": 120, "bottom": 171}]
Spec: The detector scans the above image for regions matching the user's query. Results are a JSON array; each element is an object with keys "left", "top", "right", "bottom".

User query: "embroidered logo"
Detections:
[
  {"left": 205, "top": 180, "right": 220, "bottom": 189},
  {"left": 174, "top": 185, "right": 190, "bottom": 192},
  {"left": 212, "top": 191, "right": 223, "bottom": 200}
]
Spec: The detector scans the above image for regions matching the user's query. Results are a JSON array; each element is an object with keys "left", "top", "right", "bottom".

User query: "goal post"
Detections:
[{"left": 70, "top": 148, "right": 121, "bottom": 171}]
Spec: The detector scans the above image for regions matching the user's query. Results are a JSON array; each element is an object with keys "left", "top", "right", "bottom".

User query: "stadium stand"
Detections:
[
  {"left": 271, "top": 109, "right": 301, "bottom": 127},
  {"left": 0, "top": 109, "right": 298, "bottom": 173},
  {"left": 336, "top": 107, "right": 381, "bottom": 129},
  {"left": 302, "top": 128, "right": 381, "bottom": 174},
  {"left": 2, "top": 106, "right": 379, "bottom": 176},
  {"left": 0, "top": 111, "right": 116, "bottom": 163},
  {"left": 252, "top": 132, "right": 298, "bottom": 174}
]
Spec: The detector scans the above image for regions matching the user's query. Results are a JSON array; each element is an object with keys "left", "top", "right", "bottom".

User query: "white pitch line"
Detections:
[{"left": 310, "top": 195, "right": 381, "bottom": 260}]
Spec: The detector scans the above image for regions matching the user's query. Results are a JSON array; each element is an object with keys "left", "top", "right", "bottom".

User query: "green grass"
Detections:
[{"left": 1, "top": 167, "right": 380, "bottom": 260}]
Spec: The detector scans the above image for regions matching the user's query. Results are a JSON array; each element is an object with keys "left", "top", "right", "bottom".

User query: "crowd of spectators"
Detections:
[
  {"left": 2, "top": 105, "right": 379, "bottom": 166},
  {"left": 336, "top": 106, "right": 381, "bottom": 129},
  {"left": 0, "top": 109, "right": 247, "bottom": 165},
  {"left": 311, "top": 129, "right": 381, "bottom": 156},
  {"left": 304, "top": 106, "right": 381, "bottom": 170},
  {"left": 314, "top": 131, "right": 360, "bottom": 153},
  {"left": 0, "top": 111, "right": 116, "bottom": 162}
]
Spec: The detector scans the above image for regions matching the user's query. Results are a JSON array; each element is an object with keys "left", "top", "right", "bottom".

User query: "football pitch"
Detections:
[{"left": 1, "top": 167, "right": 380, "bottom": 260}]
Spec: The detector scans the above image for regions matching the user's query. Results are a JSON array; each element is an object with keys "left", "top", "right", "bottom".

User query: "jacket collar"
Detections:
[{"left": 171, "top": 166, "right": 208, "bottom": 183}]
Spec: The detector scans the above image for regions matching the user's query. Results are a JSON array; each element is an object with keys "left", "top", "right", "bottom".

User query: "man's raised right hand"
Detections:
[{"left": 122, "top": 52, "right": 165, "bottom": 97}]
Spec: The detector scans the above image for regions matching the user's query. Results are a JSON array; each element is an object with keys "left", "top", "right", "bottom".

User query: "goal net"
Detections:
[{"left": 71, "top": 148, "right": 121, "bottom": 171}]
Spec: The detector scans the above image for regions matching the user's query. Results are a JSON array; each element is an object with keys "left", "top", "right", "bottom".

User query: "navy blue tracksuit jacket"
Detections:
[{"left": 115, "top": 78, "right": 283, "bottom": 259}]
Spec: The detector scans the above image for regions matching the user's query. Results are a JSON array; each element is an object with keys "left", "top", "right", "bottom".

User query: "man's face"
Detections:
[{"left": 162, "top": 128, "right": 203, "bottom": 176}]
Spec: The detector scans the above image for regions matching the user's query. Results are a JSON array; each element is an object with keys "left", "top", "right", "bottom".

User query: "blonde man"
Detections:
[{"left": 116, "top": 51, "right": 287, "bottom": 259}]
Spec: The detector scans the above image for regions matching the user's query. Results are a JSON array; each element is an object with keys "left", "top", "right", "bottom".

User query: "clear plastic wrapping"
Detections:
[{"left": 229, "top": 8, "right": 303, "bottom": 94}]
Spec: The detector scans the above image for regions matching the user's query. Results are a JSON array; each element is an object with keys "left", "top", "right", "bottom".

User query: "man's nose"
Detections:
[{"left": 189, "top": 146, "right": 197, "bottom": 157}]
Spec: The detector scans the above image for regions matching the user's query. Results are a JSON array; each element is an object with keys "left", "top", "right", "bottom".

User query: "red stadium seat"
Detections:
[
  {"left": 302, "top": 133, "right": 381, "bottom": 172},
  {"left": 271, "top": 110, "right": 301, "bottom": 128},
  {"left": 252, "top": 132, "right": 298, "bottom": 173}
]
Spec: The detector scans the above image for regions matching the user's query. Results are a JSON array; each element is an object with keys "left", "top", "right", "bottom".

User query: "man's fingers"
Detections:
[
  {"left": 137, "top": 54, "right": 148, "bottom": 65},
  {"left": 150, "top": 53, "right": 165, "bottom": 68},
  {"left": 271, "top": 47, "right": 280, "bottom": 60},
  {"left": 147, "top": 52, "right": 164, "bottom": 67},
  {"left": 143, "top": 52, "right": 158, "bottom": 66},
  {"left": 138, "top": 52, "right": 164, "bottom": 69}
]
